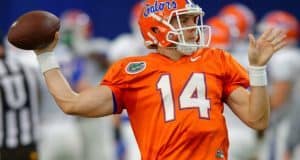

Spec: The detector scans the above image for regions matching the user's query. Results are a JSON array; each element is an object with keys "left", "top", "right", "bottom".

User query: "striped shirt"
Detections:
[{"left": 0, "top": 57, "right": 40, "bottom": 149}]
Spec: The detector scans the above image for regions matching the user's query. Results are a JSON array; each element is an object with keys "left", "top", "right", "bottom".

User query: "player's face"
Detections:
[{"left": 170, "top": 14, "right": 199, "bottom": 43}]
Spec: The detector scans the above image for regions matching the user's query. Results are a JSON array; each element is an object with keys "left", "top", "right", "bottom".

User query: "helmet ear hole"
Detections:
[
  {"left": 151, "top": 27, "right": 159, "bottom": 33},
  {"left": 167, "top": 32, "right": 178, "bottom": 41},
  {"left": 148, "top": 44, "right": 158, "bottom": 49}
]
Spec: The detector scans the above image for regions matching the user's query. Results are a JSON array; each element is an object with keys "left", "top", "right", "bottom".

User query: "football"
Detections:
[{"left": 7, "top": 10, "right": 60, "bottom": 50}]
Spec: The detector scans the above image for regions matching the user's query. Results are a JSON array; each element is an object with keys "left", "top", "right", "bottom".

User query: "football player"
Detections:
[
  {"left": 33, "top": 0, "right": 286, "bottom": 159},
  {"left": 256, "top": 11, "right": 300, "bottom": 160}
]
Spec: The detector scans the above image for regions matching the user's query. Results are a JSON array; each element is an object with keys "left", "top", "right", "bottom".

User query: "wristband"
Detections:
[
  {"left": 248, "top": 65, "right": 267, "bottom": 86},
  {"left": 36, "top": 52, "right": 59, "bottom": 73}
]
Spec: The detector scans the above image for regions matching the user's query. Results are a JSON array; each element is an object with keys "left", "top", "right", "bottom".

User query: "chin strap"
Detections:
[{"left": 176, "top": 44, "right": 198, "bottom": 55}]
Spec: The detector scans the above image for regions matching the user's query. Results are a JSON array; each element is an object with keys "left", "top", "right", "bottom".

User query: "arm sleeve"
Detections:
[
  {"left": 221, "top": 50, "right": 249, "bottom": 99},
  {"left": 101, "top": 61, "right": 127, "bottom": 114}
]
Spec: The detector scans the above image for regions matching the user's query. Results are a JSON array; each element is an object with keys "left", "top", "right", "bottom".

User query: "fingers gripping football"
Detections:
[{"left": 248, "top": 28, "right": 287, "bottom": 66}]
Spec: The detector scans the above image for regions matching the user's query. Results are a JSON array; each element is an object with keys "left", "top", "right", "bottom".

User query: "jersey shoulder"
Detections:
[
  {"left": 106, "top": 54, "right": 153, "bottom": 78},
  {"left": 196, "top": 47, "right": 229, "bottom": 58},
  {"left": 195, "top": 47, "right": 233, "bottom": 66}
]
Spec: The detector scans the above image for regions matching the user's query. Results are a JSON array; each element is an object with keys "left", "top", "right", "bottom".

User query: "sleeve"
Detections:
[
  {"left": 100, "top": 61, "right": 127, "bottom": 114},
  {"left": 221, "top": 50, "right": 249, "bottom": 99}
]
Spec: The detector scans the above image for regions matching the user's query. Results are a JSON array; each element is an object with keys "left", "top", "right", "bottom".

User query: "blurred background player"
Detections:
[
  {"left": 108, "top": 1, "right": 149, "bottom": 62},
  {"left": 219, "top": 3, "right": 256, "bottom": 41},
  {"left": 60, "top": 9, "right": 93, "bottom": 56},
  {"left": 285, "top": 86, "right": 300, "bottom": 160},
  {"left": 256, "top": 10, "right": 300, "bottom": 160},
  {"left": 76, "top": 38, "right": 117, "bottom": 160},
  {"left": 206, "top": 16, "right": 232, "bottom": 50},
  {"left": 218, "top": 3, "right": 256, "bottom": 67},
  {"left": 0, "top": 32, "right": 40, "bottom": 160},
  {"left": 59, "top": 9, "right": 116, "bottom": 160},
  {"left": 207, "top": 3, "right": 258, "bottom": 160},
  {"left": 108, "top": 1, "right": 148, "bottom": 160}
]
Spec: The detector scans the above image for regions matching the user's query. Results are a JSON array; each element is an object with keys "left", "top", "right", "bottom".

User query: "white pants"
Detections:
[
  {"left": 121, "top": 121, "right": 140, "bottom": 160},
  {"left": 77, "top": 116, "right": 116, "bottom": 160},
  {"left": 292, "top": 145, "right": 300, "bottom": 160},
  {"left": 39, "top": 120, "right": 83, "bottom": 160},
  {"left": 228, "top": 128, "right": 257, "bottom": 160},
  {"left": 224, "top": 106, "right": 257, "bottom": 160},
  {"left": 258, "top": 119, "right": 289, "bottom": 160}
]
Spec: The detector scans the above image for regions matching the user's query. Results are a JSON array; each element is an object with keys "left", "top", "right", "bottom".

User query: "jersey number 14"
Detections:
[{"left": 157, "top": 73, "right": 211, "bottom": 122}]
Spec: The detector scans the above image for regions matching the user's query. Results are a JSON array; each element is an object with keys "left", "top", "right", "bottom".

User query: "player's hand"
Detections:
[
  {"left": 248, "top": 28, "right": 287, "bottom": 66},
  {"left": 34, "top": 32, "right": 59, "bottom": 55}
]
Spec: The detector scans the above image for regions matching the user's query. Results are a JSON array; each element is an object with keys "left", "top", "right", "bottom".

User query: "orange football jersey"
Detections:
[{"left": 101, "top": 48, "right": 249, "bottom": 160}]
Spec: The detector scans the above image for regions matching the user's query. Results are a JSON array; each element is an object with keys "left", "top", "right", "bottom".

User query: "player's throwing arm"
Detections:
[{"left": 7, "top": 10, "right": 115, "bottom": 118}]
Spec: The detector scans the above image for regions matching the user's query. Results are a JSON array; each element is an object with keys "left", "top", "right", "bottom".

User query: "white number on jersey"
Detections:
[{"left": 157, "top": 73, "right": 211, "bottom": 122}]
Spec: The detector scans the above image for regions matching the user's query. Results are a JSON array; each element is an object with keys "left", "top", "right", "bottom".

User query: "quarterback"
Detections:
[{"left": 34, "top": 0, "right": 286, "bottom": 159}]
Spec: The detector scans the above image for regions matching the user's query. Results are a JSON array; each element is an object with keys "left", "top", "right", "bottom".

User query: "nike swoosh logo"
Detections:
[{"left": 190, "top": 56, "right": 201, "bottom": 62}]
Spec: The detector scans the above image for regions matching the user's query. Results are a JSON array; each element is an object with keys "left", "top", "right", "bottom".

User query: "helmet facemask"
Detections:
[{"left": 150, "top": 3, "right": 211, "bottom": 55}]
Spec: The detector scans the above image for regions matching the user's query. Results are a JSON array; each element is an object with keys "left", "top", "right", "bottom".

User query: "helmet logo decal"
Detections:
[
  {"left": 125, "top": 61, "right": 147, "bottom": 74},
  {"left": 144, "top": 0, "right": 177, "bottom": 17}
]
